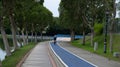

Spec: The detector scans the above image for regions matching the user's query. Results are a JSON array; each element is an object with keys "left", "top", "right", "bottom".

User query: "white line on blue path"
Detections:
[
  {"left": 57, "top": 42, "right": 98, "bottom": 67},
  {"left": 49, "top": 42, "right": 68, "bottom": 67}
]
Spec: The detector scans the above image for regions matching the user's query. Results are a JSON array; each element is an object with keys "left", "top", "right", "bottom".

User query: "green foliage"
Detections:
[
  {"left": 59, "top": 0, "right": 82, "bottom": 30},
  {"left": 2, "top": 42, "right": 36, "bottom": 67},
  {"left": 14, "top": 0, "right": 53, "bottom": 34},
  {"left": 30, "top": 3, "right": 53, "bottom": 32},
  {"left": 46, "top": 17, "right": 70, "bottom": 35},
  {"left": 94, "top": 23, "right": 103, "bottom": 35},
  {"left": 15, "top": 0, "right": 36, "bottom": 31},
  {"left": 59, "top": 0, "right": 106, "bottom": 36}
]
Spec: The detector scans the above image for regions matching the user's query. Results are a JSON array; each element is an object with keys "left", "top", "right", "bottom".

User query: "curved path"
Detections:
[
  {"left": 50, "top": 42, "right": 97, "bottom": 67},
  {"left": 21, "top": 42, "right": 55, "bottom": 67}
]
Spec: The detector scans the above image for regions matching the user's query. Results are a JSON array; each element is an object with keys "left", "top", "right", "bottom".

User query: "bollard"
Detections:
[{"left": 94, "top": 42, "right": 98, "bottom": 51}]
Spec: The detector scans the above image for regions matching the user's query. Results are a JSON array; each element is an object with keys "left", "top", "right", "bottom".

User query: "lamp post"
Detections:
[{"left": 104, "top": 10, "right": 109, "bottom": 53}]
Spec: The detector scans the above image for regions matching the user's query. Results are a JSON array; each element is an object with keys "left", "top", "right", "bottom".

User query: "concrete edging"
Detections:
[
  {"left": 48, "top": 42, "right": 67, "bottom": 67},
  {"left": 16, "top": 45, "right": 36, "bottom": 67}
]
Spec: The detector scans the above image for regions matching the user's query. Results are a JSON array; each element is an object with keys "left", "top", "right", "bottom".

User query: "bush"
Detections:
[{"left": 94, "top": 23, "right": 103, "bottom": 35}]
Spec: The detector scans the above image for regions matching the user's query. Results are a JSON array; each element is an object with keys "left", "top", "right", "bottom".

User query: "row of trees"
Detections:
[
  {"left": 0, "top": 0, "right": 53, "bottom": 58},
  {"left": 59, "top": 0, "right": 117, "bottom": 53}
]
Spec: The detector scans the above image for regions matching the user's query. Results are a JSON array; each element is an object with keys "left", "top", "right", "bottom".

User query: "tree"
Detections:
[
  {"left": 39, "top": 0, "right": 44, "bottom": 5},
  {"left": 59, "top": 0, "right": 108, "bottom": 46},
  {"left": 0, "top": 17, "right": 11, "bottom": 56},
  {"left": 59, "top": 0, "right": 82, "bottom": 41},
  {"left": 108, "top": 0, "right": 116, "bottom": 53},
  {"left": 15, "top": 0, "right": 36, "bottom": 45},
  {"left": 30, "top": 3, "right": 53, "bottom": 42},
  {"left": 15, "top": 0, "right": 35, "bottom": 45},
  {"left": 3, "top": 0, "right": 19, "bottom": 50},
  {"left": 15, "top": 1, "right": 26, "bottom": 45},
  {"left": 82, "top": 0, "right": 105, "bottom": 46},
  {"left": 0, "top": 0, "right": 11, "bottom": 56}
]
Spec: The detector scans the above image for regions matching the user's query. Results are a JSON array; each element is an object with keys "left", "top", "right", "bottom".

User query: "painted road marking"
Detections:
[{"left": 50, "top": 42, "right": 98, "bottom": 67}]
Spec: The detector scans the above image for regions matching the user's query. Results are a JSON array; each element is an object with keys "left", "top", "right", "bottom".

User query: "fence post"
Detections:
[{"left": 94, "top": 42, "right": 98, "bottom": 51}]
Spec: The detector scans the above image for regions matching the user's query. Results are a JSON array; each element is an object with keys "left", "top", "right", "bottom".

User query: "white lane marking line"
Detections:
[
  {"left": 58, "top": 42, "right": 98, "bottom": 67},
  {"left": 49, "top": 42, "right": 68, "bottom": 67}
]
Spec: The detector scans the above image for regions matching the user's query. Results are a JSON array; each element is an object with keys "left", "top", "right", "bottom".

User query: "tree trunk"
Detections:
[
  {"left": 109, "top": 29, "right": 113, "bottom": 53},
  {"left": 82, "top": 29, "right": 85, "bottom": 45},
  {"left": 70, "top": 29, "right": 75, "bottom": 41},
  {"left": 17, "top": 31, "right": 22, "bottom": 47},
  {"left": 31, "top": 24, "right": 34, "bottom": 42},
  {"left": 91, "top": 27, "right": 94, "bottom": 46},
  {"left": 0, "top": 17, "right": 11, "bottom": 56},
  {"left": 109, "top": 21, "right": 114, "bottom": 53},
  {"left": 36, "top": 33, "right": 38, "bottom": 42},
  {"left": 31, "top": 31, "right": 33, "bottom": 42},
  {"left": 34, "top": 33, "right": 36, "bottom": 42},
  {"left": 0, "top": 0, "right": 11, "bottom": 56},
  {"left": 82, "top": 22, "right": 86, "bottom": 45},
  {"left": 9, "top": 14, "right": 19, "bottom": 50},
  {"left": 40, "top": 33, "right": 43, "bottom": 41},
  {"left": 109, "top": 0, "right": 116, "bottom": 53},
  {"left": 26, "top": 30, "right": 28, "bottom": 44},
  {"left": 21, "top": 30, "right": 26, "bottom": 45},
  {"left": 35, "top": 32, "right": 37, "bottom": 43},
  {"left": 0, "top": 60, "right": 2, "bottom": 67},
  {"left": 1, "top": 28, "right": 11, "bottom": 56}
]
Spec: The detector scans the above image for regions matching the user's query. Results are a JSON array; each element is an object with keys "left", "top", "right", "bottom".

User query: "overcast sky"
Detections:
[
  {"left": 116, "top": 0, "right": 120, "bottom": 18},
  {"left": 116, "top": 0, "right": 120, "bottom": 3},
  {"left": 44, "top": 0, "right": 61, "bottom": 17}
]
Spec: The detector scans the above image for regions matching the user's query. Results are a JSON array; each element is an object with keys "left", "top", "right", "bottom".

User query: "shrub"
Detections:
[{"left": 94, "top": 23, "right": 103, "bottom": 35}]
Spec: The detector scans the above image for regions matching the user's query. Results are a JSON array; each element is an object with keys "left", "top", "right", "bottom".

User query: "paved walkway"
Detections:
[
  {"left": 21, "top": 42, "right": 53, "bottom": 67},
  {"left": 21, "top": 41, "right": 120, "bottom": 67},
  {"left": 50, "top": 42, "right": 97, "bottom": 67},
  {"left": 58, "top": 42, "right": 120, "bottom": 67}
]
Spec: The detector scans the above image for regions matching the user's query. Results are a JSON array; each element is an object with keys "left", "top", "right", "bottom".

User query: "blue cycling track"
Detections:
[{"left": 50, "top": 42, "right": 97, "bottom": 67}]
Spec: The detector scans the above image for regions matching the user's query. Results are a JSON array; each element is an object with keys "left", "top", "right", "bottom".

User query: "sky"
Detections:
[
  {"left": 116, "top": 0, "right": 120, "bottom": 18},
  {"left": 116, "top": 0, "right": 120, "bottom": 3},
  {"left": 44, "top": 0, "right": 61, "bottom": 17}
]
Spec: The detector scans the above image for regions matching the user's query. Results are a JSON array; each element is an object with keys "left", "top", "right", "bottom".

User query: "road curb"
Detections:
[
  {"left": 16, "top": 45, "right": 36, "bottom": 67},
  {"left": 48, "top": 42, "right": 66, "bottom": 67}
]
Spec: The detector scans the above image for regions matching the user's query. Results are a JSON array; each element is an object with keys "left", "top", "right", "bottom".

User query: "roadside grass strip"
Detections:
[{"left": 50, "top": 42, "right": 98, "bottom": 67}]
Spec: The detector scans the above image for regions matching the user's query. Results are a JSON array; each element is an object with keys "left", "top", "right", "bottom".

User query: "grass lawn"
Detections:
[
  {"left": 71, "top": 34, "right": 120, "bottom": 62},
  {"left": 2, "top": 42, "right": 36, "bottom": 67}
]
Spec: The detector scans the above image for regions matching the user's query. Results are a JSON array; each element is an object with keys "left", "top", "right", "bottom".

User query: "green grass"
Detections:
[
  {"left": 71, "top": 34, "right": 120, "bottom": 61},
  {"left": 2, "top": 42, "right": 36, "bottom": 67}
]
